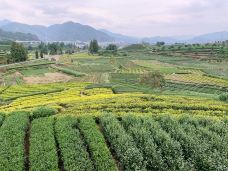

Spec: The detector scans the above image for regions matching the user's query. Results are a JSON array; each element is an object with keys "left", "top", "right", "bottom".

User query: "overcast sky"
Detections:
[{"left": 0, "top": 0, "right": 227, "bottom": 37}]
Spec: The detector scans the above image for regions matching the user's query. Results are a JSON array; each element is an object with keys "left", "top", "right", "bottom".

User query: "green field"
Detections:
[{"left": 0, "top": 43, "right": 228, "bottom": 170}]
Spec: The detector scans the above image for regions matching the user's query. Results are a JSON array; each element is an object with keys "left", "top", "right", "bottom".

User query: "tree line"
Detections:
[{"left": 5, "top": 40, "right": 118, "bottom": 64}]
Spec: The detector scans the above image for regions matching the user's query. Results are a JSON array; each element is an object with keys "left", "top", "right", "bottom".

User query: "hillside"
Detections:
[
  {"left": 1, "top": 20, "right": 228, "bottom": 43},
  {"left": 100, "top": 29, "right": 139, "bottom": 43},
  {"left": 143, "top": 32, "right": 228, "bottom": 44},
  {"left": 0, "top": 45, "right": 227, "bottom": 170},
  {"left": 0, "top": 29, "right": 39, "bottom": 41},
  {"left": 190, "top": 31, "right": 228, "bottom": 43},
  {"left": 1, "top": 21, "right": 113, "bottom": 42}
]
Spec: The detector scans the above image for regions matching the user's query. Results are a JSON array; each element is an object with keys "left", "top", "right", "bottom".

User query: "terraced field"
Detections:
[
  {"left": 0, "top": 45, "right": 228, "bottom": 170},
  {"left": 0, "top": 108, "right": 227, "bottom": 171}
]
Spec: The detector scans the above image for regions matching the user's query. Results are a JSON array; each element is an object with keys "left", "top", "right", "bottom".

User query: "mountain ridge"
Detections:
[
  {"left": 0, "top": 20, "right": 227, "bottom": 43},
  {"left": 0, "top": 28, "right": 39, "bottom": 41},
  {"left": 0, "top": 21, "right": 113, "bottom": 42}
]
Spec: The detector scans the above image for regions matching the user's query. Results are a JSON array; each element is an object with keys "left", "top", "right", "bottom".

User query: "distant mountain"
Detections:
[
  {"left": 46, "top": 22, "right": 113, "bottom": 42},
  {"left": 0, "top": 19, "right": 11, "bottom": 27},
  {"left": 0, "top": 29, "right": 39, "bottom": 41},
  {"left": 100, "top": 29, "right": 139, "bottom": 43},
  {"left": 143, "top": 32, "right": 228, "bottom": 44},
  {"left": 1, "top": 22, "right": 46, "bottom": 40},
  {"left": 0, "top": 21, "right": 113, "bottom": 42},
  {"left": 1, "top": 20, "right": 227, "bottom": 43},
  {"left": 142, "top": 36, "right": 178, "bottom": 44},
  {"left": 189, "top": 31, "right": 228, "bottom": 43}
]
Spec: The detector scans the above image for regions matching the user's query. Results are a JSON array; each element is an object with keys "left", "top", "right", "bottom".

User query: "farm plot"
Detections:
[
  {"left": 0, "top": 82, "right": 87, "bottom": 101},
  {"left": 166, "top": 73, "right": 228, "bottom": 88},
  {"left": 23, "top": 72, "right": 74, "bottom": 84},
  {"left": 19, "top": 66, "right": 55, "bottom": 76},
  {"left": 132, "top": 59, "right": 188, "bottom": 74},
  {"left": 0, "top": 112, "right": 227, "bottom": 171},
  {"left": 0, "top": 81, "right": 227, "bottom": 117}
]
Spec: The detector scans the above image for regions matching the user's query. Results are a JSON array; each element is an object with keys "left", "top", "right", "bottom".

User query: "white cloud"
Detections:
[{"left": 0, "top": 0, "right": 227, "bottom": 37}]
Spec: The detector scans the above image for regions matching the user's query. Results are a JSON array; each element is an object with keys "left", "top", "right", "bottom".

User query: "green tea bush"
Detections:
[
  {"left": 79, "top": 117, "right": 117, "bottom": 171},
  {"left": 141, "top": 116, "right": 189, "bottom": 171},
  {"left": 53, "top": 66, "right": 85, "bottom": 77},
  {"left": 100, "top": 114, "right": 146, "bottom": 171},
  {"left": 122, "top": 115, "right": 166, "bottom": 170},
  {"left": 55, "top": 117, "right": 93, "bottom": 171},
  {"left": 30, "top": 117, "right": 58, "bottom": 171},
  {"left": 180, "top": 123, "right": 227, "bottom": 170},
  {"left": 0, "top": 112, "right": 5, "bottom": 126},
  {"left": 0, "top": 111, "right": 29, "bottom": 170},
  {"left": 219, "top": 93, "right": 228, "bottom": 102},
  {"left": 31, "top": 106, "right": 57, "bottom": 119}
]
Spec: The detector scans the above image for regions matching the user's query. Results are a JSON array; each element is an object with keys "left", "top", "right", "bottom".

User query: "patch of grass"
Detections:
[
  {"left": 52, "top": 65, "right": 86, "bottom": 77},
  {"left": 19, "top": 66, "right": 55, "bottom": 76}
]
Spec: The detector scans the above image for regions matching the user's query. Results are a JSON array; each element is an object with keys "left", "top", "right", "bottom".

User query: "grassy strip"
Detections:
[
  {"left": 0, "top": 85, "right": 10, "bottom": 95},
  {"left": 30, "top": 117, "right": 58, "bottom": 171},
  {"left": 6, "top": 60, "right": 54, "bottom": 70},
  {"left": 0, "top": 111, "right": 29, "bottom": 170},
  {"left": 3, "top": 88, "right": 64, "bottom": 101},
  {"left": 78, "top": 117, "right": 118, "bottom": 171},
  {"left": 52, "top": 65, "right": 86, "bottom": 77},
  {"left": 100, "top": 114, "right": 146, "bottom": 171},
  {"left": 55, "top": 116, "right": 93, "bottom": 171}
]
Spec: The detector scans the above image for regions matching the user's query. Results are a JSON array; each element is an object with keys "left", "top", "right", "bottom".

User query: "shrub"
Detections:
[
  {"left": 139, "top": 71, "right": 166, "bottom": 89},
  {"left": 32, "top": 106, "right": 57, "bottom": 119},
  {"left": 219, "top": 93, "right": 228, "bottom": 102},
  {"left": 100, "top": 114, "right": 146, "bottom": 170},
  {"left": 121, "top": 115, "right": 166, "bottom": 170},
  {"left": 52, "top": 65, "right": 85, "bottom": 77}
]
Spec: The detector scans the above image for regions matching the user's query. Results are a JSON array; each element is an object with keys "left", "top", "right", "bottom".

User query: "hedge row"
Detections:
[
  {"left": 31, "top": 106, "right": 57, "bottom": 119},
  {"left": 55, "top": 116, "right": 93, "bottom": 171},
  {"left": 52, "top": 66, "right": 85, "bottom": 77},
  {"left": 78, "top": 117, "right": 117, "bottom": 171},
  {"left": 0, "top": 112, "right": 4, "bottom": 126},
  {"left": 0, "top": 111, "right": 29, "bottom": 170},
  {"left": 121, "top": 115, "right": 166, "bottom": 170},
  {"left": 156, "top": 115, "right": 228, "bottom": 171},
  {"left": 30, "top": 117, "right": 58, "bottom": 171},
  {"left": 100, "top": 114, "right": 146, "bottom": 171}
]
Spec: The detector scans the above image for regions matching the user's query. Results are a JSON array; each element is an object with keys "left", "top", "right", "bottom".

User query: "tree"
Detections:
[
  {"left": 38, "top": 42, "right": 48, "bottom": 54},
  {"left": 156, "top": 41, "right": 165, "bottom": 46},
  {"left": 106, "top": 44, "right": 117, "bottom": 51},
  {"left": 40, "top": 51, "right": 44, "bottom": 58},
  {"left": 89, "top": 40, "right": 99, "bottom": 54},
  {"left": 139, "top": 71, "right": 166, "bottom": 89},
  {"left": 48, "top": 43, "right": 58, "bottom": 55},
  {"left": 28, "top": 45, "right": 33, "bottom": 51},
  {"left": 35, "top": 50, "right": 39, "bottom": 59},
  {"left": 8, "top": 42, "right": 28, "bottom": 63}
]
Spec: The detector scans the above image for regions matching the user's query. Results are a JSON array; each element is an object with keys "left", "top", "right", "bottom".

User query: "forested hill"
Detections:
[{"left": 0, "top": 29, "right": 39, "bottom": 41}]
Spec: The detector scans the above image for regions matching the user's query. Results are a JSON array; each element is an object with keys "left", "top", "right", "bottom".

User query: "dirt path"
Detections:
[{"left": 23, "top": 72, "right": 73, "bottom": 84}]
